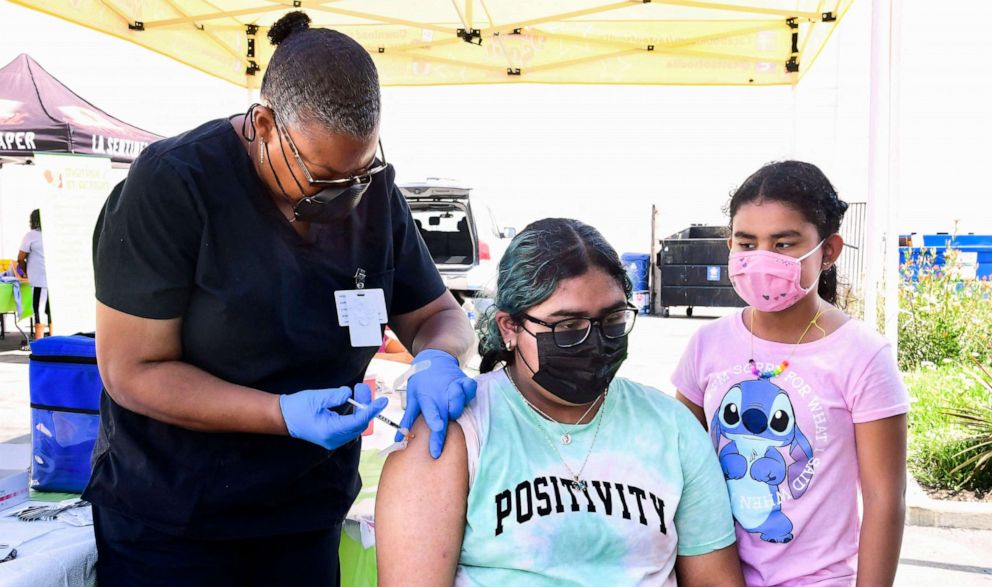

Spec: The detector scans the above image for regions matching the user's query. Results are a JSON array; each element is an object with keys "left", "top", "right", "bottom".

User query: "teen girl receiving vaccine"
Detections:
[
  {"left": 673, "top": 161, "right": 909, "bottom": 586},
  {"left": 378, "top": 218, "right": 744, "bottom": 586}
]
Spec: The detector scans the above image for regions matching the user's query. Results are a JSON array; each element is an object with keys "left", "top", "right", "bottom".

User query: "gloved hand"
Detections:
[
  {"left": 398, "top": 349, "right": 478, "bottom": 459},
  {"left": 280, "top": 383, "right": 387, "bottom": 450}
]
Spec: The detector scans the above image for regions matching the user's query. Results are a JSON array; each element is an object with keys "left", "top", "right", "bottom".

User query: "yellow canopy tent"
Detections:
[{"left": 11, "top": 1, "right": 852, "bottom": 88}]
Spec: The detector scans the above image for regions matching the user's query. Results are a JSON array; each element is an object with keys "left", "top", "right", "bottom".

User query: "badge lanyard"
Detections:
[{"left": 335, "top": 268, "right": 388, "bottom": 347}]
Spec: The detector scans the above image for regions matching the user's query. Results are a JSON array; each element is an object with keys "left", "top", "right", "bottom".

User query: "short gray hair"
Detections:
[{"left": 262, "top": 12, "right": 381, "bottom": 139}]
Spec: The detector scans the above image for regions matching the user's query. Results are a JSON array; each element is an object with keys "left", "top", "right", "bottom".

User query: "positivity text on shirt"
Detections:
[{"left": 494, "top": 476, "right": 669, "bottom": 537}]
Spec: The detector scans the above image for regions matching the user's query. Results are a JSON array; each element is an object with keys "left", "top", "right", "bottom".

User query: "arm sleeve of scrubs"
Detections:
[
  {"left": 673, "top": 403, "right": 737, "bottom": 556},
  {"left": 93, "top": 154, "right": 203, "bottom": 320},
  {"left": 387, "top": 184, "right": 447, "bottom": 315}
]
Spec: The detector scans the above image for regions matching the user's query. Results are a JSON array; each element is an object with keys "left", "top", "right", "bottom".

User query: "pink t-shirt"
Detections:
[{"left": 672, "top": 310, "right": 909, "bottom": 587}]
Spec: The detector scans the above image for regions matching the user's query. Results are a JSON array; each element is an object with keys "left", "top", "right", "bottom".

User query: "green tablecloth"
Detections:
[
  {"left": 341, "top": 529, "right": 378, "bottom": 587},
  {"left": 0, "top": 281, "right": 33, "bottom": 320},
  {"left": 341, "top": 449, "right": 388, "bottom": 587},
  {"left": 29, "top": 490, "right": 79, "bottom": 502}
]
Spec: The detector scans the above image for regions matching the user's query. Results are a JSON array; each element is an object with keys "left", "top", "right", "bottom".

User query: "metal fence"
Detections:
[{"left": 837, "top": 201, "right": 867, "bottom": 313}]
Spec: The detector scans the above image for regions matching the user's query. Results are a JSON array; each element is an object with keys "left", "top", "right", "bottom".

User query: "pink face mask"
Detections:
[{"left": 728, "top": 240, "right": 824, "bottom": 312}]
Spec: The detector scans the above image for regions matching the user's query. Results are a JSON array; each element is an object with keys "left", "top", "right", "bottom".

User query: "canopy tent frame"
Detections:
[
  {"left": 11, "top": 0, "right": 851, "bottom": 88},
  {"left": 13, "top": 0, "right": 900, "bottom": 346}
]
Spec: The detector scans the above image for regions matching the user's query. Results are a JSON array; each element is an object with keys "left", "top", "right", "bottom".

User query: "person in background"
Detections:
[
  {"left": 87, "top": 11, "right": 475, "bottom": 587},
  {"left": 18, "top": 208, "right": 50, "bottom": 339},
  {"left": 376, "top": 218, "right": 743, "bottom": 587},
  {"left": 673, "top": 161, "right": 908, "bottom": 586},
  {"left": 375, "top": 327, "right": 414, "bottom": 364}
]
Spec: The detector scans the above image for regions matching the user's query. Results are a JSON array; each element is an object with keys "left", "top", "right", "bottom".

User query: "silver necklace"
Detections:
[
  {"left": 504, "top": 369, "right": 609, "bottom": 492},
  {"left": 518, "top": 391, "right": 602, "bottom": 445}
]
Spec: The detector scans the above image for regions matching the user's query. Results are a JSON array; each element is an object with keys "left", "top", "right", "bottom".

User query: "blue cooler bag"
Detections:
[{"left": 29, "top": 334, "right": 102, "bottom": 493}]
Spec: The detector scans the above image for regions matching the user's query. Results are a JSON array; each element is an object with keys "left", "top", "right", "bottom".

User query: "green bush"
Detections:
[
  {"left": 898, "top": 247, "right": 992, "bottom": 370},
  {"left": 905, "top": 364, "right": 992, "bottom": 492}
]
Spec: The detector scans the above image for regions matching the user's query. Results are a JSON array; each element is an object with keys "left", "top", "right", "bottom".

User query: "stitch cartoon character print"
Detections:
[{"left": 710, "top": 378, "right": 815, "bottom": 543}]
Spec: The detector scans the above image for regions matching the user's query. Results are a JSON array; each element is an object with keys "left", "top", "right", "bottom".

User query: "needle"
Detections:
[{"left": 346, "top": 398, "right": 410, "bottom": 438}]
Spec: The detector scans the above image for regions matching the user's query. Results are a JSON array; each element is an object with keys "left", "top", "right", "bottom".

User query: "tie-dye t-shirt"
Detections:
[
  {"left": 672, "top": 310, "right": 909, "bottom": 587},
  {"left": 454, "top": 370, "right": 736, "bottom": 586}
]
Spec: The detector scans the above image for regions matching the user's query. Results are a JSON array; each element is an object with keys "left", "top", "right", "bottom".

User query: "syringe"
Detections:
[{"left": 346, "top": 398, "right": 410, "bottom": 438}]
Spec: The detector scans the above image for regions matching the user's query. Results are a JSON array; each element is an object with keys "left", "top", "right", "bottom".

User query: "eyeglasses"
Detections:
[
  {"left": 273, "top": 111, "right": 388, "bottom": 188},
  {"left": 520, "top": 306, "right": 638, "bottom": 348}
]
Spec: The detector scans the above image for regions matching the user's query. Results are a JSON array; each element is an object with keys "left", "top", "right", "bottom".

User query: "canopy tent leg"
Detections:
[
  {"left": 865, "top": 0, "right": 899, "bottom": 351},
  {"left": 883, "top": 0, "right": 903, "bottom": 348}
]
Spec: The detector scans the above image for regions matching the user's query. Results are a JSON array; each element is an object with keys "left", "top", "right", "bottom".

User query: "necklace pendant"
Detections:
[
  {"left": 561, "top": 432, "right": 572, "bottom": 445},
  {"left": 572, "top": 478, "right": 588, "bottom": 492}
]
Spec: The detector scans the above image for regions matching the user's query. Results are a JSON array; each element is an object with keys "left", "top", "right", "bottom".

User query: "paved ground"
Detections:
[
  {"left": 2, "top": 310, "right": 991, "bottom": 583},
  {"left": 0, "top": 330, "right": 30, "bottom": 444},
  {"left": 616, "top": 307, "right": 731, "bottom": 391},
  {"left": 899, "top": 526, "right": 992, "bottom": 584}
]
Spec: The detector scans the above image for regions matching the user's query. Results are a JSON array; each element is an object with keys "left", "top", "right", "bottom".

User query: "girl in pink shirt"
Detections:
[{"left": 673, "top": 161, "right": 908, "bottom": 586}]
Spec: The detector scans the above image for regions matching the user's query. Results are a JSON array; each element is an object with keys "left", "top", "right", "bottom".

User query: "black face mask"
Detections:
[
  {"left": 262, "top": 141, "right": 370, "bottom": 223},
  {"left": 287, "top": 179, "right": 370, "bottom": 223},
  {"left": 519, "top": 328, "right": 628, "bottom": 404}
]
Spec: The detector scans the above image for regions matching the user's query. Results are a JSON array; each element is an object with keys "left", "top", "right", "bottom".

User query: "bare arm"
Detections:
[
  {"left": 855, "top": 414, "right": 907, "bottom": 587},
  {"left": 374, "top": 336, "right": 414, "bottom": 364},
  {"left": 374, "top": 350, "right": 414, "bottom": 364},
  {"left": 390, "top": 291, "right": 474, "bottom": 362},
  {"left": 16, "top": 251, "right": 27, "bottom": 277},
  {"left": 376, "top": 417, "right": 469, "bottom": 586},
  {"left": 676, "top": 391, "right": 707, "bottom": 427},
  {"left": 675, "top": 545, "right": 745, "bottom": 587},
  {"left": 96, "top": 301, "right": 286, "bottom": 434}
]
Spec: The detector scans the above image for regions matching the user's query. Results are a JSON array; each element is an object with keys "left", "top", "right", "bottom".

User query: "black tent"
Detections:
[{"left": 0, "top": 53, "right": 162, "bottom": 165}]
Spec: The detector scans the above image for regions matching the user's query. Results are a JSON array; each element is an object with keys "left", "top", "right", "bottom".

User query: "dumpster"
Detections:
[
  {"left": 621, "top": 252, "right": 651, "bottom": 314},
  {"left": 655, "top": 225, "right": 745, "bottom": 317},
  {"left": 900, "top": 233, "right": 992, "bottom": 280}
]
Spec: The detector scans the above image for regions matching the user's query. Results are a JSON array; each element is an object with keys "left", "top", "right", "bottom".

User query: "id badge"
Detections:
[{"left": 335, "top": 288, "right": 388, "bottom": 347}]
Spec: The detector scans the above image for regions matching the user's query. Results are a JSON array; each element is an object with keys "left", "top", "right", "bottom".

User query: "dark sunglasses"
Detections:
[{"left": 273, "top": 113, "right": 387, "bottom": 188}]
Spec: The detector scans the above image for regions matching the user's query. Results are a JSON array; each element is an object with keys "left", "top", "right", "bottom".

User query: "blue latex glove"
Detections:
[
  {"left": 398, "top": 349, "right": 478, "bottom": 459},
  {"left": 280, "top": 383, "right": 387, "bottom": 450}
]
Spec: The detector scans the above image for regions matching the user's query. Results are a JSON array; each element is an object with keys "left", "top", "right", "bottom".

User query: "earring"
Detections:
[
  {"left": 259, "top": 142, "right": 266, "bottom": 165},
  {"left": 505, "top": 340, "right": 514, "bottom": 351}
]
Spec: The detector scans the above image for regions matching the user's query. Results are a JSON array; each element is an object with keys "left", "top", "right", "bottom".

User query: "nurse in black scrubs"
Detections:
[{"left": 86, "top": 11, "right": 476, "bottom": 586}]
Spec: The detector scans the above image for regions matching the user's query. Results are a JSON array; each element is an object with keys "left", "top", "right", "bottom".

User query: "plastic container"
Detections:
[{"left": 29, "top": 334, "right": 102, "bottom": 493}]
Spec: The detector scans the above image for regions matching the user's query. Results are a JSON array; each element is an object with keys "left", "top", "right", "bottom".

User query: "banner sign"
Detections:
[{"left": 34, "top": 153, "right": 112, "bottom": 336}]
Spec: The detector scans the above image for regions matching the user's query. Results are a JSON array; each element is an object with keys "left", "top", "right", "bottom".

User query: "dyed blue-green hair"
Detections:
[{"left": 477, "top": 218, "right": 632, "bottom": 373}]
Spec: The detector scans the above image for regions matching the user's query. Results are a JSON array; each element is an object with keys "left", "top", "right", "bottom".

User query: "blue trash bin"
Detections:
[{"left": 621, "top": 253, "right": 651, "bottom": 314}]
